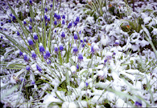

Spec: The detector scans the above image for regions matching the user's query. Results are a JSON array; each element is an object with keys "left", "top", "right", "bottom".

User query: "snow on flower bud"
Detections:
[
  {"left": 61, "top": 32, "right": 65, "bottom": 38},
  {"left": 62, "top": 15, "right": 65, "bottom": 19},
  {"left": 23, "top": 53, "right": 29, "bottom": 61},
  {"left": 26, "top": 65, "right": 30, "bottom": 71},
  {"left": 74, "top": 34, "right": 78, "bottom": 40},
  {"left": 33, "top": 33, "right": 38, "bottom": 40},
  {"left": 29, "top": 25, "right": 32, "bottom": 30},
  {"left": 54, "top": 47, "right": 58, "bottom": 53},
  {"left": 67, "top": 22, "right": 72, "bottom": 28},
  {"left": 31, "top": 50, "right": 37, "bottom": 59},
  {"left": 75, "top": 16, "right": 79, "bottom": 23},
  {"left": 27, "top": 37, "right": 34, "bottom": 45},
  {"left": 36, "top": 64, "right": 42, "bottom": 72},
  {"left": 19, "top": 50, "right": 23, "bottom": 56},
  {"left": 59, "top": 45, "right": 64, "bottom": 51},
  {"left": 17, "top": 31, "right": 20, "bottom": 36},
  {"left": 115, "top": 40, "right": 119, "bottom": 46},
  {"left": 39, "top": 43, "right": 45, "bottom": 53},
  {"left": 62, "top": 20, "right": 65, "bottom": 25},
  {"left": 54, "top": 20, "right": 57, "bottom": 25},
  {"left": 23, "top": 21, "right": 27, "bottom": 25},
  {"left": 45, "top": 48, "right": 50, "bottom": 58},
  {"left": 73, "top": 44, "right": 78, "bottom": 55},
  {"left": 78, "top": 54, "right": 83, "bottom": 62}
]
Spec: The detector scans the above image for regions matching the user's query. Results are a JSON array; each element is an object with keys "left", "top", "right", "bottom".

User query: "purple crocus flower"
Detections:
[
  {"left": 31, "top": 50, "right": 37, "bottom": 59},
  {"left": 36, "top": 64, "right": 42, "bottom": 72},
  {"left": 62, "top": 20, "right": 65, "bottom": 25},
  {"left": 62, "top": 15, "right": 65, "bottom": 19},
  {"left": 45, "top": 48, "right": 50, "bottom": 58},
  {"left": 75, "top": 16, "right": 79, "bottom": 23},
  {"left": 45, "top": 8, "right": 48, "bottom": 12},
  {"left": 33, "top": 33, "right": 38, "bottom": 40},
  {"left": 135, "top": 100, "right": 142, "bottom": 107},
  {"left": 57, "top": 15, "right": 61, "bottom": 20},
  {"left": 50, "top": 4, "right": 53, "bottom": 8},
  {"left": 74, "top": 34, "right": 78, "bottom": 40},
  {"left": 26, "top": 65, "right": 30, "bottom": 71},
  {"left": 47, "top": 59, "right": 51, "bottom": 64},
  {"left": 61, "top": 32, "right": 65, "bottom": 38},
  {"left": 54, "top": 47, "right": 58, "bottom": 53},
  {"left": 67, "top": 22, "right": 72, "bottom": 28},
  {"left": 44, "top": 15, "right": 47, "bottom": 20},
  {"left": 31, "top": 80, "right": 35, "bottom": 85},
  {"left": 39, "top": 43, "right": 45, "bottom": 53},
  {"left": 76, "top": 64, "right": 79, "bottom": 70},
  {"left": 78, "top": 54, "right": 83, "bottom": 61},
  {"left": 54, "top": 20, "right": 57, "bottom": 25},
  {"left": 27, "top": 37, "right": 34, "bottom": 46},
  {"left": 23, "top": 53, "right": 29, "bottom": 61},
  {"left": 29, "top": 25, "right": 32, "bottom": 30},
  {"left": 73, "top": 46, "right": 78, "bottom": 55},
  {"left": 54, "top": 13, "right": 58, "bottom": 18},
  {"left": 19, "top": 50, "right": 23, "bottom": 56},
  {"left": 23, "top": 21, "right": 27, "bottom": 25},
  {"left": 17, "top": 31, "right": 20, "bottom": 36},
  {"left": 59, "top": 45, "right": 64, "bottom": 51}
]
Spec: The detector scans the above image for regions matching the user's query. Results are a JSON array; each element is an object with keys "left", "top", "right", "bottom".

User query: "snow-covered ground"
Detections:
[{"left": 0, "top": 0, "right": 157, "bottom": 107}]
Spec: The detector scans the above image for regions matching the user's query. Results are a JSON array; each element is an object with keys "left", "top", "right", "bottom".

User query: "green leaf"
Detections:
[{"left": 58, "top": 51, "right": 62, "bottom": 65}]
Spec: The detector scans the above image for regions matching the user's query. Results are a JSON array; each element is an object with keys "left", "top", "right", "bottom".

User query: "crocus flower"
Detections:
[
  {"left": 45, "top": 48, "right": 50, "bottom": 58},
  {"left": 73, "top": 46, "right": 78, "bottom": 55},
  {"left": 47, "top": 59, "right": 51, "bottom": 64},
  {"left": 62, "top": 15, "right": 65, "bottom": 19},
  {"left": 23, "top": 21, "right": 27, "bottom": 25},
  {"left": 67, "top": 22, "right": 72, "bottom": 28},
  {"left": 17, "top": 31, "right": 20, "bottom": 36},
  {"left": 75, "top": 16, "right": 79, "bottom": 23},
  {"left": 23, "top": 53, "right": 29, "bottom": 61},
  {"left": 31, "top": 81, "right": 35, "bottom": 85},
  {"left": 36, "top": 64, "right": 42, "bottom": 72},
  {"left": 8, "top": 19, "right": 11, "bottom": 23},
  {"left": 30, "top": 18, "right": 32, "bottom": 23},
  {"left": 29, "top": 25, "right": 32, "bottom": 30},
  {"left": 135, "top": 100, "right": 142, "bottom": 107},
  {"left": 57, "top": 15, "right": 61, "bottom": 20},
  {"left": 54, "top": 47, "right": 58, "bottom": 53},
  {"left": 29, "top": 0, "right": 32, "bottom": 5},
  {"left": 45, "top": 8, "right": 48, "bottom": 12},
  {"left": 27, "top": 37, "right": 34, "bottom": 46},
  {"left": 54, "top": 13, "right": 58, "bottom": 18},
  {"left": 59, "top": 45, "right": 64, "bottom": 51},
  {"left": 26, "top": 65, "right": 30, "bottom": 71},
  {"left": 54, "top": 20, "right": 57, "bottom": 25},
  {"left": 44, "top": 15, "right": 47, "bottom": 20},
  {"left": 86, "top": 82, "right": 88, "bottom": 87},
  {"left": 62, "top": 20, "right": 65, "bottom": 25},
  {"left": 50, "top": 4, "right": 53, "bottom": 8},
  {"left": 76, "top": 64, "right": 79, "bottom": 70},
  {"left": 78, "top": 54, "right": 83, "bottom": 61},
  {"left": 61, "top": 32, "right": 65, "bottom": 38},
  {"left": 39, "top": 43, "right": 45, "bottom": 54},
  {"left": 31, "top": 50, "right": 37, "bottom": 59},
  {"left": 115, "top": 40, "right": 119, "bottom": 46},
  {"left": 33, "top": 33, "right": 38, "bottom": 40},
  {"left": 19, "top": 50, "right": 23, "bottom": 56},
  {"left": 74, "top": 34, "right": 78, "bottom": 40}
]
